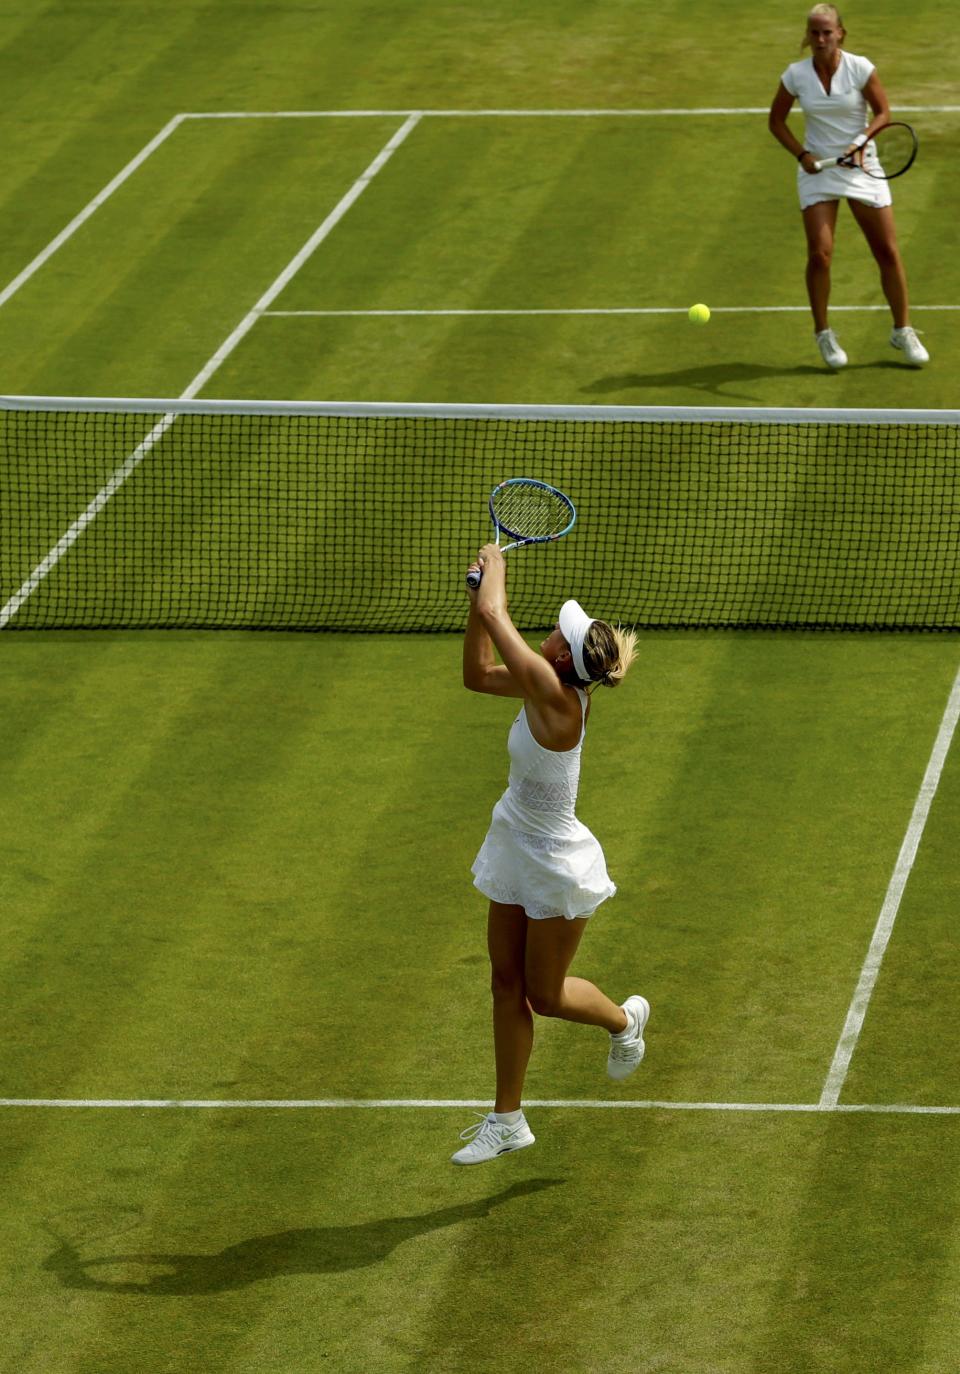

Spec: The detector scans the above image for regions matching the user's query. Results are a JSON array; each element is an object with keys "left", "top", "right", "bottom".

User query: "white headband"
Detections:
[{"left": 558, "top": 599, "right": 596, "bottom": 682}]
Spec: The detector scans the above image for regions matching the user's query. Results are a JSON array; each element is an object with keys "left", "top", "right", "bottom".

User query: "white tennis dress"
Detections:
[
  {"left": 781, "top": 51, "right": 892, "bottom": 209},
  {"left": 471, "top": 689, "right": 617, "bottom": 921}
]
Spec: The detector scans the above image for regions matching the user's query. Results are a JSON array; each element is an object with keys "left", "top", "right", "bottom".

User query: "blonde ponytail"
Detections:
[{"left": 582, "top": 621, "right": 638, "bottom": 690}]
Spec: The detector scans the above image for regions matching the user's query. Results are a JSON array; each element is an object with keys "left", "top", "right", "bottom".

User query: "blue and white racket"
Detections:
[{"left": 466, "top": 477, "right": 576, "bottom": 588}]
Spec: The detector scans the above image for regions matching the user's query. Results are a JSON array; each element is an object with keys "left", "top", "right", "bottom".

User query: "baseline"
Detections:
[{"left": 1, "top": 1097, "right": 959, "bottom": 1114}]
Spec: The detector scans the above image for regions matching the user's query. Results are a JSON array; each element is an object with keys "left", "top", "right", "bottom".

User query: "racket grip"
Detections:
[{"left": 466, "top": 567, "right": 482, "bottom": 589}]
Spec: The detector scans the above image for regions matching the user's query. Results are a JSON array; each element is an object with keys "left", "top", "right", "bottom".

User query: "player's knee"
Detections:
[
  {"left": 872, "top": 243, "right": 901, "bottom": 268},
  {"left": 807, "top": 245, "right": 833, "bottom": 271},
  {"left": 526, "top": 986, "right": 562, "bottom": 1018},
  {"left": 490, "top": 966, "right": 525, "bottom": 1002}
]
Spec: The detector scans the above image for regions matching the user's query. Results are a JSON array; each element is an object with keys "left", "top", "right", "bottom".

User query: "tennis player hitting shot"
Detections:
[
  {"left": 768, "top": 4, "right": 929, "bottom": 370},
  {"left": 453, "top": 541, "right": 645, "bottom": 1165}
]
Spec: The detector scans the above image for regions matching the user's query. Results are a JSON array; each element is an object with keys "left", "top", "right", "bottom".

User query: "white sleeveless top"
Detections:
[
  {"left": 493, "top": 690, "right": 588, "bottom": 840},
  {"left": 471, "top": 688, "right": 617, "bottom": 920}
]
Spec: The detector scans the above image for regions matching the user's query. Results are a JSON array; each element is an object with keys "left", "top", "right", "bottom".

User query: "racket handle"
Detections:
[
  {"left": 812, "top": 156, "right": 837, "bottom": 171},
  {"left": 466, "top": 567, "right": 482, "bottom": 589}
]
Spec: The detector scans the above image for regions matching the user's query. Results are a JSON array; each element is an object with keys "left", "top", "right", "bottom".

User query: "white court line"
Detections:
[
  {"left": 0, "top": 414, "right": 176, "bottom": 629},
  {"left": 0, "top": 115, "right": 185, "bottom": 314},
  {"left": 820, "top": 660, "right": 960, "bottom": 1109},
  {"left": 265, "top": 305, "right": 960, "bottom": 318},
  {"left": 0, "top": 113, "right": 422, "bottom": 629},
  {"left": 181, "top": 106, "right": 960, "bottom": 118},
  {"left": 1, "top": 1097, "right": 959, "bottom": 1114}
]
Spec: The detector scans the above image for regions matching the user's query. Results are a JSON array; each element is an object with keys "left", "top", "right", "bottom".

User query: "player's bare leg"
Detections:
[
  {"left": 486, "top": 901, "right": 534, "bottom": 1114},
  {"left": 848, "top": 200, "right": 909, "bottom": 327},
  {"left": 523, "top": 915, "right": 626, "bottom": 1030},
  {"left": 802, "top": 199, "right": 840, "bottom": 333}
]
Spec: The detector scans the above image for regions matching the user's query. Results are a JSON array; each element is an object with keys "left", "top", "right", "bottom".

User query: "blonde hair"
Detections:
[
  {"left": 802, "top": 4, "right": 845, "bottom": 47},
  {"left": 581, "top": 620, "right": 638, "bottom": 690}
]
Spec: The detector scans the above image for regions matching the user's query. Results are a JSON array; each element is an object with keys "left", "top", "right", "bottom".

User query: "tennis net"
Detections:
[{"left": 2, "top": 395, "right": 960, "bottom": 632}]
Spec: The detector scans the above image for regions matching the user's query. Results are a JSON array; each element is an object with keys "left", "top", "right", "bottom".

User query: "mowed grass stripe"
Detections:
[{"left": 0, "top": 638, "right": 476, "bottom": 1102}]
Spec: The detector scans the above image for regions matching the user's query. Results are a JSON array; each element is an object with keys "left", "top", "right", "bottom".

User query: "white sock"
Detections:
[{"left": 492, "top": 1108, "right": 524, "bottom": 1125}]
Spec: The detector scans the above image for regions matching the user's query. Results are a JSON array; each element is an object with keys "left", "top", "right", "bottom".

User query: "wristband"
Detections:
[{"left": 852, "top": 132, "right": 868, "bottom": 149}]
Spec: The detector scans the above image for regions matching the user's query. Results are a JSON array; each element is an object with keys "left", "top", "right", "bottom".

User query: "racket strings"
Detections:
[
  {"left": 493, "top": 483, "right": 572, "bottom": 540},
  {"left": 866, "top": 123, "right": 917, "bottom": 179}
]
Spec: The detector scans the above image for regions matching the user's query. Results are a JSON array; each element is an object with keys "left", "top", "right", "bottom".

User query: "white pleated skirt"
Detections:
[
  {"left": 797, "top": 162, "right": 892, "bottom": 210},
  {"left": 472, "top": 811, "right": 617, "bottom": 922}
]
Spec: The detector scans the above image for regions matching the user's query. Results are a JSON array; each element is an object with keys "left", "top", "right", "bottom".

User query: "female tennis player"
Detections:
[
  {"left": 452, "top": 542, "right": 645, "bottom": 1165},
  {"left": 768, "top": 4, "right": 929, "bottom": 370}
]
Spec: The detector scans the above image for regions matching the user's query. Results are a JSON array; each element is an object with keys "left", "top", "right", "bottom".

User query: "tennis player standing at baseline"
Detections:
[
  {"left": 452, "top": 541, "right": 646, "bottom": 1165},
  {"left": 768, "top": 4, "right": 929, "bottom": 370}
]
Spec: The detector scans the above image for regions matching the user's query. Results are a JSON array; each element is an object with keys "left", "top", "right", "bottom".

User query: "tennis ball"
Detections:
[{"left": 688, "top": 303, "right": 711, "bottom": 325}]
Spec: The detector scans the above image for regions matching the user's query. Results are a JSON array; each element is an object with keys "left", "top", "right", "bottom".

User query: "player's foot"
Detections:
[
  {"left": 890, "top": 325, "right": 929, "bottom": 367},
  {"left": 450, "top": 1112, "right": 535, "bottom": 1165},
  {"left": 607, "top": 995, "right": 650, "bottom": 1080},
  {"left": 815, "top": 328, "right": 848, "bottom": 370}
]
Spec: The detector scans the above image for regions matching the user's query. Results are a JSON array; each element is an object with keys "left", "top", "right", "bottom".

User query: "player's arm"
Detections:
[
  {"left": 468, "top": 544, "right": 567, "bottom": 705},
  {"left": 463, "top": 606, "right": 525, "bottom": 696},
  {"left": 463, "top": 551, "right": 525, "bottom": 696},
  {"left": 768, "top": 83, "right": 813, "bottom": 167},
  {"left": 861, "top": 70, "right": 891, "bottom": 137},
  {"left": 839, "top": 72, "right": 891, "bottom": 163}
]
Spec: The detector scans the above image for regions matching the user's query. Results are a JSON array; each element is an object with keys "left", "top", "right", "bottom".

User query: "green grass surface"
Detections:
[
  {"left": 2, "top": 2, "right": 960, "bottom": 1371},
  {"left": 3, "top": 633, "right": 960, "bottom": 1373}
]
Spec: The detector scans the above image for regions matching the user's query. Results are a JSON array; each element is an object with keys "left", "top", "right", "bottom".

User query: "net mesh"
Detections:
[{"left": 2, "top": 397, "right": 960, "bottom": 632}]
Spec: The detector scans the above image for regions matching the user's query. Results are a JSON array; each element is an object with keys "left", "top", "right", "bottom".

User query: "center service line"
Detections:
[
  {"left": 179, "top": 112, "right": 422, "bottom": 399},
  {"left": 820, "top": 659, "right": 960, "bottom": 1109}
]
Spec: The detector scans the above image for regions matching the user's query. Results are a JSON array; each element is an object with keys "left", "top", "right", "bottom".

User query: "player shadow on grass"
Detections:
[
  {"left": 42, "top": 1178, "right": 564, "bottom": 1296},
  {"left": 582, "top": 360, "right": 901, "bottom": 401}
]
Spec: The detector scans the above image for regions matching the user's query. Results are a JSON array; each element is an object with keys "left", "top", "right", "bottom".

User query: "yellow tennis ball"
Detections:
[{"left": 688, "top": 303, "right": 711, "bottom": 325}]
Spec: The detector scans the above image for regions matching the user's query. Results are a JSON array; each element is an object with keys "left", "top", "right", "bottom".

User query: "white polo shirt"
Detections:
[
  {"left": 781, "top": 50, "right": 890, "bottom": 207},
  {"left": 781, "top": 51, "right": 874, "bottom": 158}
]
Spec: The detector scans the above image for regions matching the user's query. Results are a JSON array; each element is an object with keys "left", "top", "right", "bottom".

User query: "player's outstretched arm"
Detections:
[
  {"left": 471, "top": 545, "right": 567, "bottom": 705},
  {"left": 463, "top": 548, "right": 525, "bottom": 697}
]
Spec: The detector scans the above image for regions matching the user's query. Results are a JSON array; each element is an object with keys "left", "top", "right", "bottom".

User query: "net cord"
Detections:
[{"left": 3, "top": 395, "right": 960, "bottom": 425}]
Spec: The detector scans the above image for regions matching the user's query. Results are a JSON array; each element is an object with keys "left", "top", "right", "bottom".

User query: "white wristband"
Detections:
[{"left": 853, "top": 132, "right": 868, "bottom": 149}]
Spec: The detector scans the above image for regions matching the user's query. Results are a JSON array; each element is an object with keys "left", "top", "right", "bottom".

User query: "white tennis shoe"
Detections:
[
  {"left": 607, "top": 995, "right": 650, "bottom": 1080},
  {"left": 815, "top": 328, "right": 848, "bottom": 370},
  {"left": 450, "top": 1112, "right": 535, "bottom": 1165},
  {"left": 890, "top": 326, "right": 929, "bottom": 367}
]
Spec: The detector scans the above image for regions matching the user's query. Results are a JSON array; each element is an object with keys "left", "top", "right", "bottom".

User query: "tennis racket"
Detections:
[
  {"left": 465, "top": 477, "right": 576, "bottom": 588},
  {"left": 813, "top": 121, "right": 918, "bottom": 179}
]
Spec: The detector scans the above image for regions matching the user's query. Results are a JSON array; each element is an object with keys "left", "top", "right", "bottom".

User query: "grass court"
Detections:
[{"left": 2, "top": 2, "right": 960, "bottom": 1370}]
